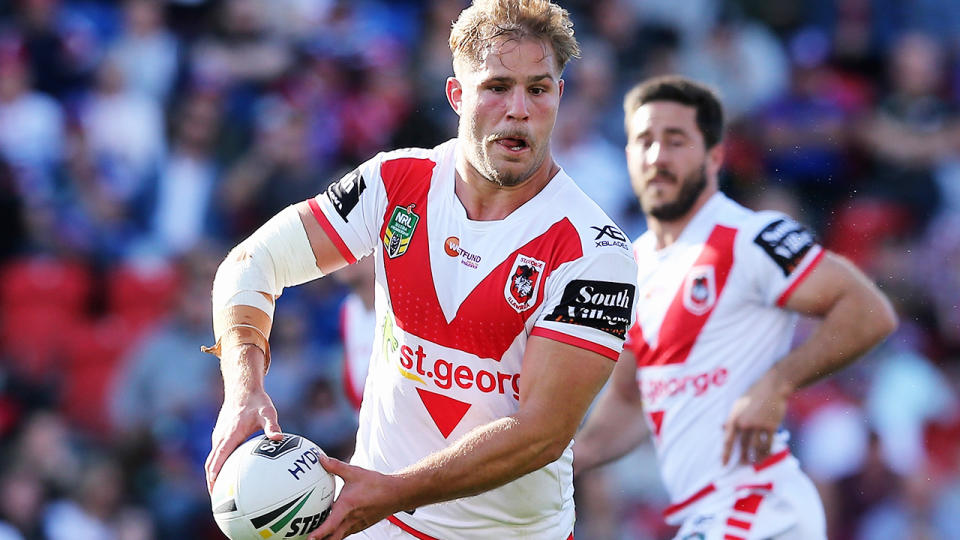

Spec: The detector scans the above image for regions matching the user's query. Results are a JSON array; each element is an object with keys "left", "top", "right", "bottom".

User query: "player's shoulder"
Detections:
[
  {"left": 716, "top": 196, "right": 820, "bottom": 278},
  {"left": 377, "top": 139, "right": 454, "bottom": 165},
  {"left": 708, "top": 195, "right": 810, "bottom": 245},
  {"left": 552, "top": 174, "right": 635, "bottom": 261},
  {"left": 360, "top": 140, "right": 455, "bottom": 194}
]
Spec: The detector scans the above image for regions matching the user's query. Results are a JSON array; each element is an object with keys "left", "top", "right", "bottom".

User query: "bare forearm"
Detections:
[
  {"left": 391, "top": 413, "right": 567, "bottom": 511},
  {"left": 774, "top": 286, "right": 895, "bottom": 393},
  {"left": 575, "top": 391, "right": 647, "bottom": 474},
  {"left": 221, "top": 343, "right": 268, "bottom": 395}
]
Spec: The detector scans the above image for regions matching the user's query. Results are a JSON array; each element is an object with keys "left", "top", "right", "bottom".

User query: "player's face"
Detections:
[
  {"left": 626, "top": 101, "right": 715, "bottom": 221},
  {"left": 451, "top": 37, "right": 563, "bottom": 187}
]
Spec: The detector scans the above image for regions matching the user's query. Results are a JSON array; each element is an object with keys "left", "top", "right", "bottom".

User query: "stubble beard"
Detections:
[
  {"left": 643, "top": 165, "right": 708, "bottom": 222},
  {"left": 463, "top": 122, "right": 543, "bottom": 188}
]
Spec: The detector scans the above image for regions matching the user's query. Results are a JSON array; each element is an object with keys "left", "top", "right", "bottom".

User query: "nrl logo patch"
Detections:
[
  {"left": 504, "top": 254, "right": 545, "bottom": 312},
  {"left": 383, "top": 204, "right": 420, "bottom": 259},
  {"left": 683, "top": 265, "right": 716, "bottom": 315}
]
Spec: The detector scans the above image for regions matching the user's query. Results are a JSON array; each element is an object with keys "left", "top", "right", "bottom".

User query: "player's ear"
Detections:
[
  {"left": 446, "top": 77, "right": 463, "bottom": 116},
  {"left": 558, "top": 79, "right": 564, "bottom": 99}
]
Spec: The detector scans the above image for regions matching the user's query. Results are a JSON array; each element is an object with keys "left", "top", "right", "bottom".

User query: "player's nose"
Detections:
[{"left": 505, "top": 88, "right": 530, "bottom": 121}]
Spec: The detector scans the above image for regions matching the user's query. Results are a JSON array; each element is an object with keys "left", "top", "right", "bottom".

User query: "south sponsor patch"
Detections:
[
  {"left": 545, "top": 280, "right": 635, "bottom": 339},
  {"left": 325, "top": 168, "right": 366, "bottom": 221},
  {"left": 753, "top": 218, "right": 815, "bottom": 276}
]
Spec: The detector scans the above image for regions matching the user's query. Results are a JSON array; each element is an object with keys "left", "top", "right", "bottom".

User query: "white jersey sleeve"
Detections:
[
  {"left": 738, "top": 212, "right": 825, "bottom": 307},
  {"left": 534, "top": 247, "right": 638, "bottom": 359},
  {"left": 309, "top": 153, "right": 389, "bottom": 262}
]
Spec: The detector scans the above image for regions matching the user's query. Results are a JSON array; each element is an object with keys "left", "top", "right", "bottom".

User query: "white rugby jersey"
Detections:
[
  {"left": 625, "top": 193, "right": 824, "bottom": 521},
  {"left": 339, "top": 293, "right": 376, "bottom": 411},
  {"left": 309, "top": 139, "right": 637, "bottom": 539}
]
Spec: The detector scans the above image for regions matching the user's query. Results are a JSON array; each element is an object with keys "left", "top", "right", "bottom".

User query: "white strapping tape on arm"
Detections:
[{"left": 212, "top": 204, "right": 326, "bottom": 321}]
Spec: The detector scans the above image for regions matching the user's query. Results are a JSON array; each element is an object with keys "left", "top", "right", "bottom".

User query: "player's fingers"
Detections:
[
  {"left": 207, "top": 430, "right": 245, "bottom": 490},
  {"left": 721, "top": 421, "right": 737, "bottom": 465},
  {"left": 318, "top": 454, "right": 350, "bottom": 478},
  {"left": 262, "top": 412, "right": 283, "bottom": 440},
  {"left": 307, "top": 501, "right": 346, "bottom": 539},
  {"left": 204, "top": 449, "right": 217, "bottom": 491},
  {"left": 206, "top": 441, "right": 229, "bottom": 491},
  {"left": 739, "top": 428, "right": 753, "bottom": 465},
  {"left": 755, "top": 429, "right": 772, "bottom": 462}
]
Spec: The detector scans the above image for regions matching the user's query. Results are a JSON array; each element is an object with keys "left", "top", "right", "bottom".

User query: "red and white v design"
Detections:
[{"left": 633, "top": 225, "right": 737, "bottom": 368}]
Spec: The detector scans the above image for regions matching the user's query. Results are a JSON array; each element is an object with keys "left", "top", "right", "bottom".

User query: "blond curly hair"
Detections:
[{"left": 449, "top": 0, "right": 580, "bottom": 74}]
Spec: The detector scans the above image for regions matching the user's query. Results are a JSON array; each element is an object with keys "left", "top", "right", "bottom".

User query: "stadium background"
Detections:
[{"left": 0, "top": 0, "right": 958, "bottom": 538}]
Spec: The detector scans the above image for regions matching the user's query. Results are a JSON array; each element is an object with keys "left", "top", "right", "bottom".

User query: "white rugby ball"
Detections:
[{"left": 210, "top": 434, "right": 336, "bottom": 540}]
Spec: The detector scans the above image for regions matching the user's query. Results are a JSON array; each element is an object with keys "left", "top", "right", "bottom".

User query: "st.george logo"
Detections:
[
  {"left": 383, "top": 204, "right": 420, "bottom": 259},
  {"left": 683, "top": 265, "right": 716, "bottom": 315},
  {"left": 505, "top": 254, "right": 545, "bottom": 312}
]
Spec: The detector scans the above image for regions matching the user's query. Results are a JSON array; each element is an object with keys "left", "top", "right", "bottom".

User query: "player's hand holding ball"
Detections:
[{"left": 210, "top": 434, "right": 336, "bottom": 539}]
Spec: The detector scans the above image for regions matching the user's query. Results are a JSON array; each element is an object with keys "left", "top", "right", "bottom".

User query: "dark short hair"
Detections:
[{"left": 623, "top": 75, "right": 724, "bottom": 149}]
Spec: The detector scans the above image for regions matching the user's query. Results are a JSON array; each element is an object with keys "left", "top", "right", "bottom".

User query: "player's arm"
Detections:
[
  {"left": 309, "top": 337, "right": 615, "bottom": 540},
  {"left": 723, "top": 252, "right": 897, "bottom": 464},
  {"left": 205, "top": 201, "right": 351, "bottom": 491},
  {"left": 574, "top": 346, "right": 648, "bottom": 475}
]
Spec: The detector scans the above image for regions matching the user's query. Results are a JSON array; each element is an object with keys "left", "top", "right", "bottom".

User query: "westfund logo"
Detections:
[{"left": 546, "top": 280, "right": 636, "bottom": 339}]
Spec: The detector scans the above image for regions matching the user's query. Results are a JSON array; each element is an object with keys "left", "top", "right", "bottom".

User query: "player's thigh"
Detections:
[
  {"left": 766, "top": 473, "right": 826, "bottom": 540},
  {"left": 672, "top": 476, "right": 825, "bottom": 540},
  {"left": 346, "top": 519, "right": 410, "bottom": 540}
]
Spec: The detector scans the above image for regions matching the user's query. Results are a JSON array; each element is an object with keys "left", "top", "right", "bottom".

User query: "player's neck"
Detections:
[
  {"left": 454, "top": 152, "right": 559, "bottom": 221},
  {"left": 648, "top": 187, "right": 718, "bottom": 250}
]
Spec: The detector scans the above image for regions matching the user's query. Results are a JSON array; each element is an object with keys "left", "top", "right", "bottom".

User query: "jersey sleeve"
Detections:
[
  {"left": 306, "top": 154, "right": 387, "bottom": 263},
  {"left": 741, "top": 212, "right": 826, "bottom": 307},
  {"left": 531, "top": 249, "right": 638, "bottom": 361}
]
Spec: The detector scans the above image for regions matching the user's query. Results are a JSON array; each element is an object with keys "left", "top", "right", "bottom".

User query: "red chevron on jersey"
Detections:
[
  {"left": 639, "top": 225, "right": 736, "bottom": 367},
  {"left": 378, "top": 157, "right": 582, "bottom": 361},
  {"left": 649, "top": 410, "right": 665, "bottom": 438},
  {"left": 416, "top": 388, "right": 471, "bottom": 438}
]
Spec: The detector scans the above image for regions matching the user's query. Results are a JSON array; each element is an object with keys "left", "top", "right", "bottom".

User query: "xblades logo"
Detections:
[
  {"left": 591, "top": 225, "right": 627, "bottom": 242},
  {"left": 591, "top": 225, "right": 629, "bottom": 250}
]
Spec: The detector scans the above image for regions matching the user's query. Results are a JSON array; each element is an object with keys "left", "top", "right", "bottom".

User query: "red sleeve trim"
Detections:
[
  {"left": 753, "top": 448, "right": 790, "bottom": 472},
  {"left": 307, "top": 197, "right": 357, "bottom": 265},
  {"left": 663, "top": 483, "right": 717, "bottom": 517},
  {"left": 775, "top": 248, "right": 825, "bottom": 307},
  {"left": 386, "top": 516, "right": 441, "bottom": 540},
  {"left": 530, "top": 327, "right": 620, "bottom": 361}
]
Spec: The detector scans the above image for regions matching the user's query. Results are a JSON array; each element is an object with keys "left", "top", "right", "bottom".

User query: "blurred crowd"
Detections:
[{"left": 0, "top": 0, "right": 957, "bottom": 538}]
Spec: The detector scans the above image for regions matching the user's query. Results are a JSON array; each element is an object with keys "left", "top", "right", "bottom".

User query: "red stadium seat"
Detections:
[
  {"left": 0, "top": 257, "right": 92, "bottom": 314},
  {"left": 825, "top": 200, "right": 912, "bottom": 269},
  {"left": 60, "top": 316, "right": 135, "bottom": 437},
  {"left": 0, "top": 305, "right": 78, "bottom": 383},
  {"left": 106, "top": 260, "right": 181, "bottom": 332}
]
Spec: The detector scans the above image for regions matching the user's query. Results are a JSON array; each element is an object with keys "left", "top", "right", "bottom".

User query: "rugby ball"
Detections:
[{"left": 211, "top": 434, "right": 335, "bottom": 540}]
